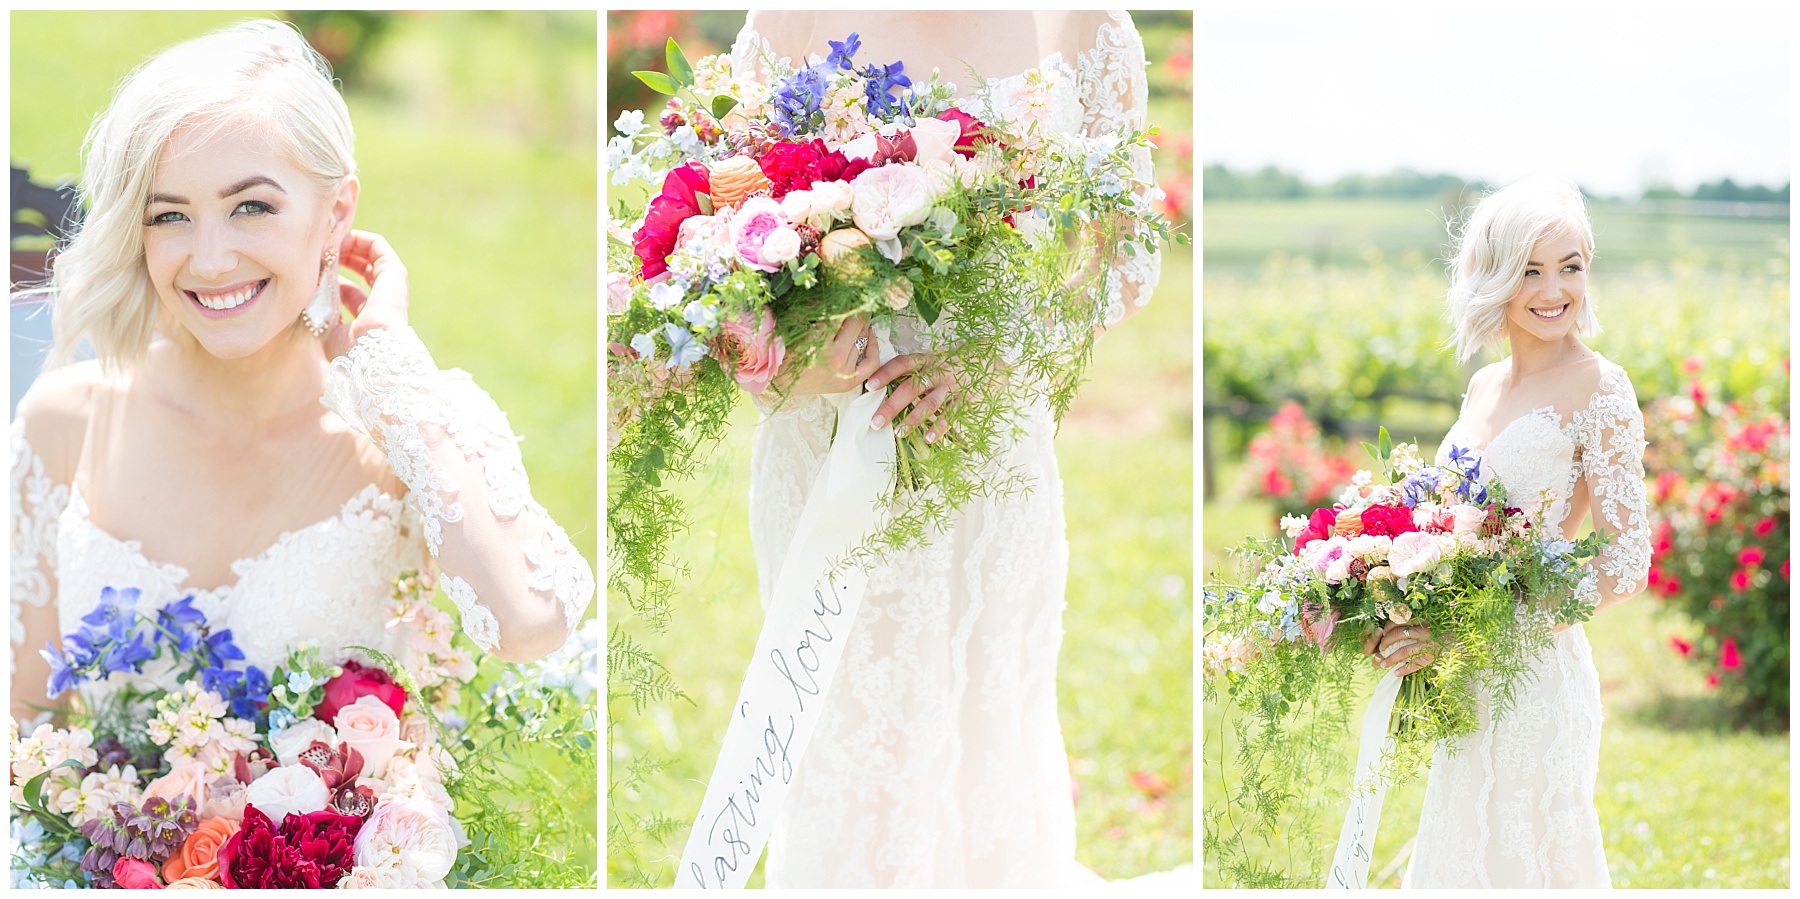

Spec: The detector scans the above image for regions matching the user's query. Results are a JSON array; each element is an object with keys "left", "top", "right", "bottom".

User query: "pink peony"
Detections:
[
  {"left": 729, "top": 197, "right": 802, "bottom": 272},
  {"left": 1387, "top": 531, "right": 1444, "bottom": 579},
  {"left": 715, "top": 307, "right": 787, "bottom": 394},
  {"left": 850, "top": 164, "right": 939, "bottom": 243},
  {"left": 633, "top": 162, "right": 712, "bottom": 279}
]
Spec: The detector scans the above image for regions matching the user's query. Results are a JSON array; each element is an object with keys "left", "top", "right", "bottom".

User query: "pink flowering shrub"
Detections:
[
  {"left": 1239, "top": 402, "right": 1359, "bottom": 516},
  {"left": 1644, "top": 357, "right": 1789, "bottom": 729}
]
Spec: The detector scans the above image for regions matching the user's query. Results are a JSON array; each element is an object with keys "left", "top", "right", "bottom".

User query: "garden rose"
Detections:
[
  {"left": 270, "top": 718, "right": 339, "bottom": 768},
  {"left": 904, "top": 117, "right": 963, "bottom": 165},
  {"left": 354, "top": 798, "right": 461, "bottom": 885},
  {"left": 201, "top": 775, "right": 247, "bottom": 823},
  {"left": 730, "top": 197, "right": 803, "bottom": 272},
  {"left": 1448, "top": 503, "right": 1489, "bottom": 536},
  {"left": 163, "top": 816, "right": 240, "bottom": 884},
  {"left": 242, "top": 765, "right": 330, "bottom": 824},
  {"left": 164, "top": 877, "right": 224, "bottom": 889},
  {"left": 1387, "top": 531, "right": 1444, "bottom": 579},
  {"left": 850, "top": 163, "right": 939, "bottom": 243},
  {"left": 715, "top": 307, "right": 787, "bottom": 394},
  {"left": 935, "top": 108, "right": 994, "bottom": 158},
  {"left": 113, "top": 857, "right": 163, "bottom": 889},
  {"left": 315, "top": 660, "right": 407, "bottom": 725},
  {"left": 818, "top": 227, "right": 873, "bottom": 277},
  {"left": 144, "top": 762, "right": 211, "bottom": 809},
  {"left": 633, "top": 162, "right": 711, "bottom": 280},
  {"left": 333, "top": 696, "right": 408, "bottom": 780},
  {"left": 708, "top": 155, "right": 771, "bottom": 209}
]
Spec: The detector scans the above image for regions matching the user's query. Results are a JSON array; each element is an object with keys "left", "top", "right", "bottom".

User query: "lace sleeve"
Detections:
[
  {"left": 12, "top": 423, "right": 68, "bottom": 680},
  {"left": 1571, "top": 368, "right": 1651, "bottom": 608},
  {"left": 323, "top": 327, "right": 595, "bottom": 662},
  {"left": 1076, "top": 9, "right": 1164, "bottom": 328}
]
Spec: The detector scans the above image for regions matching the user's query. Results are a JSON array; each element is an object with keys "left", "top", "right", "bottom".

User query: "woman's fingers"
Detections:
[
  {"left": 873, "top": 374, "right": 923, "bottom": 429},
  {"left": 899, "top": 380, "right": 952, "bottom": 435},
  {"left": 867, "top": 353, "right": 918, "bottom": 392},
  {"left": 337, "top": 278, "right": 369, "bottom": 318}
]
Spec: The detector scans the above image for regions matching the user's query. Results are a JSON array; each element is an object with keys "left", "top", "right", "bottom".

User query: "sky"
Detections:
[{"left": 1203, "top": 9, "right": 1790, "bottom": 197}]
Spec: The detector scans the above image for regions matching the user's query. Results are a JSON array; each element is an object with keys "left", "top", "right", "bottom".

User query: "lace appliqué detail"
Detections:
[
  {"left": 1570, "top": 369, "right": 1651, "bottom": 597},
  {"left": 324, "top": 327, "right": 595, "bottom": 654},
  {"left": 1076, "top": 10, "right": 1162, "bottom": 325},
  {"left": 11, "top": 426, "right": 70, "bottom": 672}
]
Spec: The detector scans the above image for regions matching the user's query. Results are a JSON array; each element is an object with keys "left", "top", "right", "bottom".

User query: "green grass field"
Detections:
[
  {"left": 608, "top": 244, "right": 1195, "bottom": 886},
  {"left": 1201, "top": 467, "right": 1790, "bottom": 888},
  {"left": 12, "top": 11, "right": 599, "bottom": 878}
]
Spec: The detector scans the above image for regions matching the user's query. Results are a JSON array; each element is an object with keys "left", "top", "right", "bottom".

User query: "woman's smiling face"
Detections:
[
  {"left": 141, "top": 122, "right": 352, "bottom": 359},
  {"left": 1504, "top": 227, "right": 1589, "bottom": 347}
]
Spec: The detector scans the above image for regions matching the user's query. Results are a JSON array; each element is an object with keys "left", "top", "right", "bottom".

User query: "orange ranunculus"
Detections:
[
  {"left": 163, "top": 817, "right": 240, "bottom": 884},
  {"left": 1331, "top": 509, "right": 1365, "bottom": 537},
  {"left": 708, "top": 155, "right": 771, "bottom": 210}
]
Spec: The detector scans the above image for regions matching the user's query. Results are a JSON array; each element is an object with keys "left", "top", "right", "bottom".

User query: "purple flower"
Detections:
[
  {"left": 42, "top": 634, "right": 95, "bottom": 698},
  {"left": 825, "top": 32, "right": 861, "bottom": 71},
  {"left": 80, "top": 586, "right": 140, "bottom": 637},
  {"left": 772, "top": 66, "right": 829, "bottom": 135},
  {"left": 860, "top": 61, "right": 911, "bottom": 118}
]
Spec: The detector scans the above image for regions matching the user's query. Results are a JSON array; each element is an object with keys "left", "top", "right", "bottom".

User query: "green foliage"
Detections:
[{"left": 1642, "top": 365, "right": 1790, "bottom": 730}]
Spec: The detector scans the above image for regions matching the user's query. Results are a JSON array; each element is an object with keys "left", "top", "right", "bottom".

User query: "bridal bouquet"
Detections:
[
  {"left": 9, "top": 578, "right": 474, "bottom": 889},
  {"left": 607, "top": 35, "right": 1180, "bottom": 613},
  {"left": 1203, "top": 430, "right": 1607, "bottom": 886}
]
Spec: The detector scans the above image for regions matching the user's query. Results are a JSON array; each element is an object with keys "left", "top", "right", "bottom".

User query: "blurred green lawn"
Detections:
[
  {"left": 12, "top": 9, "right": 599, "bottom": 876},
  {"left": 609, "top": 243, "right": 1195, "bottom": 886}
]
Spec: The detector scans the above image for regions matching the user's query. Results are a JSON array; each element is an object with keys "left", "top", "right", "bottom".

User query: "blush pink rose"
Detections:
[
  {"left": 144, "top": 762, "right": 211, "bottom": 809},
  {"left": 333, "top": 696, "right": 407, "bottom": 780},
  {"left": 729, "top": 197, "right": 802, "bottom": 272},
  {"left": 715, "top": 307, "right": 787, "bottom": 394},
  {"left": 850, "top": 164, "right": 938, "bottom": 242},
  {"left": 903, "top": 117, "right": 963, "bottom": 165}
]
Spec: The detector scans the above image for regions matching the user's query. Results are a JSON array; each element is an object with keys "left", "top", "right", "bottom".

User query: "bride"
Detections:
[
  {"left": 1366, "top": 176, "right": 1650, "bottom": 888},
  {"left": 10, "top": 20, "right": 594, "bottom": 720},
  {"left": 728, "top": 10, "right": 1164, "bottom": 888}
]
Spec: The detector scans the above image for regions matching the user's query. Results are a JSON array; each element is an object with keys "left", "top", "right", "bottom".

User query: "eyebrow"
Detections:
[
  {"left": 1526, "top": 251, "right": 1584, "bottom": 266},
  {"left": 146, "top": 175, "right": 287, "bottom": 206}
]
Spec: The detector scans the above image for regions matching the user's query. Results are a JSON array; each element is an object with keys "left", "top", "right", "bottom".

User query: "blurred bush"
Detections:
[{"left": 1644, "top": 362, "right": 1790, "bottom": 730}]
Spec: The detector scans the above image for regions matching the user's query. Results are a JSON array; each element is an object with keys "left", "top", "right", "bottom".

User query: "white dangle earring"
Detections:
[{"left": 303, "top": 248, "right": 339, "bottom": 337}]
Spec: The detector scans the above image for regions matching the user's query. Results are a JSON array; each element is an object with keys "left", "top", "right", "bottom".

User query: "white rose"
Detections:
[
  {"left": 243, "top": 764, "right": 330, "bottom": 824},
  {"left": 779, "top": 189, "right": 819, "bottom": 226},
  {"left": 851, "top": 164, "right": 938, "bottom": 243},
  {"left": 808, "top": 180, "right": 855, "bottom": 219},
  {"left": 906, "top": 116, "right": 962, "bottom": 165},
  {"left": 354, "top": 799, "right": 460, "bottom": 884},
  {"left": 1387, "top": 531, "right": 1444, "bottom": 579},
  {"left": 269, "top": 718, "right": 339, "bottom": 768},
  {"left": 760, "top": 226, "right": 802, "bottom": 265},
  {"left": 334, "top": 695, "right": 408, "bottom": 779}
]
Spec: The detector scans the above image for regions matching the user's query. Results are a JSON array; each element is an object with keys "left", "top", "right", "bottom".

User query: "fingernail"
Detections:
[
  {"left": 866, "top": 378, "right": 880, "bottom": 391},
  {"left": 925, "top": 431, "right": 936, "bottom": 444},
  {"left": 871, "top": 415, "right": 885, "bottom": 429}
]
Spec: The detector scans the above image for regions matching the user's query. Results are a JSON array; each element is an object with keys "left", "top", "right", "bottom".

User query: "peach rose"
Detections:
[
  {"left": 165, "top": 877, "right": 225, "bottom": 889},
  {"left": 163, "top": 817, "right": 240, "bottom": 884},
  {"left": 708, "top": 155, "right": 771, "bottom": 209},
  {"left": 334, "top": 695, "right": 408, "bottom": 779},
  {"left": 144, "top": 762, "right": 210, "bottom": 809}
]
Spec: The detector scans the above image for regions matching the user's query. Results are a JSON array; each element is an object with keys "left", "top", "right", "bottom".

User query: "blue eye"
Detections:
[
  {"left": 146, "top": 210, "right": 187, "bottom": 226},
  {"left": 235, "top": 200, "right": 275, "bottom": 215}
]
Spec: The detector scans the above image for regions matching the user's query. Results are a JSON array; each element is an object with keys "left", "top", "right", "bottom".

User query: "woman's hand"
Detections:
[
  {"left": 776, "top": 314, "right": 879, "bottom": 397},
  {"left": 868, "top": 353, "right": 956, "bottom": 442},
  {"left": 1363, "top": 620, "right": 1439, "bottom": 677},
  {"left": 324, "top": 229, "right": 410, "bottom": 359}
]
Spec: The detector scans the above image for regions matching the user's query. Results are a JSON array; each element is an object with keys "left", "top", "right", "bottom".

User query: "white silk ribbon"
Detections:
[
  {"left": 1325, "top": 668, "right": 1404, "bottom": 889},
  {"left": 676, "top": 331, "right": 898, "bottom": 889}
]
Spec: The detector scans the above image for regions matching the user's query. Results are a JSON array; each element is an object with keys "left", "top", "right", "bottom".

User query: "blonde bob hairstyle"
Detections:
[
  {"left": 1445, "top": 176, "right": 1599, "bottom": 363},
  {"left": 47, "top": 19, "right": 355, "bottom": 368}
]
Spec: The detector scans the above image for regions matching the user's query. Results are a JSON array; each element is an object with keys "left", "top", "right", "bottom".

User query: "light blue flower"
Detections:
[
  {"left": 614, "top": 109, "right": 646, "bottom": 138},
  {"left": 649, "top": 281, "right": 686, "bottom": 311},
  {"left": 671, "top": 124, "right": 702, "bottom": 156},
  {"left": 663, "top": 323, "right": 709, "bottom": 369},
  {"left": 683, "top": 299, "right": 720, "bottom": 332},
  {"left": 630, "top": 331, "right": 659, "bottom": 365}
]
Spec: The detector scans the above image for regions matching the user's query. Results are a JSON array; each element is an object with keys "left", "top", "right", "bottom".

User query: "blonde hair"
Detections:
[
  {"left": 1445, "top": 176, "right": 1599, "bottom": 362},
  {"left": 47, "top": 18, "right": 356, "bottom": 368}
]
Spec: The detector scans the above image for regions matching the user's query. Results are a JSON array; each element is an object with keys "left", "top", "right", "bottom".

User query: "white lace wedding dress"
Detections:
[
  {"left": 1403, "top": 358, "right": 1650, "bottom": 888},
  {"left": 11, "top": 326, "right": 595, "bottom": 704},
  {"left": 731, "top": 11, "right": 1163, "bottom": 889}
]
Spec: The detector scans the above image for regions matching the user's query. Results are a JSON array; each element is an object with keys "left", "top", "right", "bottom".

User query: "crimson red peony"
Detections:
[
  {"left": 1358, "top": 503, "right": 1419, "bottom": 538},
  {"left": 219, "top": 805, "right": 363, "bottom": 889},
  {"left": 314, "top": 659, "right": 407, "bottom": 725},
  {"left": 756, "top": 139, "right": 870, "bottom": 198},
  {"left": 935, "top": 108, "right": 994, "bottom": 158},
  {"left": 632, "top": 162, "right": 712, "bottom": 280}
]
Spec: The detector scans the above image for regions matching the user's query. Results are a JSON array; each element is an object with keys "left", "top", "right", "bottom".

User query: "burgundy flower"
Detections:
[
  {"left": 936, "top": 108, "right": 994, "bottom": 158},
  {"left": 297, "top": 741, "right": 365, "bottom": 791},
  {"left": 219, "top": 804, "right": 362, "bottom": 889},
  {"left": 1294, "top": 507, "right": 1338, "bottom": 552},
  {"left": 234, "top": 746, "right": 278, "bottom": 784},
  {"left": 632, "top": 162, "right": 712, "bottom": 280},
  {"left": 315, "top": 659, "right": 407, "bottom": 725},
  {"left": 1359, "top": 503, "right": 1420, "bottom": 538},
  {"left": 330, "top": 784, "right": 378, "bottom": 819}
]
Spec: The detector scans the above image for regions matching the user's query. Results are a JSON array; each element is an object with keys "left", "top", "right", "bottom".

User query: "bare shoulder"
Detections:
[
  {"left": 1464, "top": 359, "right": 1507, "bottom": 401},
  {"left": 1561, "top": 353, "right": 1635, "bottom": 407},
  {"left": 14, "top": 360, "right": 102, "bottom": 481}
]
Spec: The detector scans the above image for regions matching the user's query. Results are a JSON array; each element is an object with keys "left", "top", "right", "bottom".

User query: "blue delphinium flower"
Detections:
[
  {"left": 772, "top": 66, "right": 829, "bottom": 134},
  {"left": 80, "top": 586, "right": 140, "bottom": 636},
  {"left": 860, "top": 61, "right": 912, "bottom": 118},
  {"left": 825, "top": 32, "right": 861, "bottom": 71},
  {"left": 154, "top": 595, "right": 205, "bottom": 653},
  {"left": 1399, "top": 467, "right": 1443, "bottom": 508}
]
